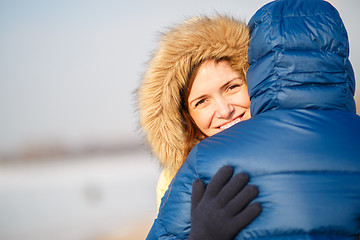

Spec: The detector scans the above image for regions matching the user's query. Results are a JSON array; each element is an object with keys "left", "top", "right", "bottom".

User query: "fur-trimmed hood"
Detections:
[{"left": 138, "top": 15, "right": 249, "bottom": 176}]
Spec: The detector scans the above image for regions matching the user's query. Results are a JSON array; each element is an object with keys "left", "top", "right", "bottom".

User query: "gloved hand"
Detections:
[{"left": 188, "top": 166, "right": 261, "bottom": 240}]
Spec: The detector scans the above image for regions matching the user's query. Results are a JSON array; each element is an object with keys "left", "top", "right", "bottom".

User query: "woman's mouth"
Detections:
[{"left": 219, "top": 117, "right": 242, "bottom": 130}]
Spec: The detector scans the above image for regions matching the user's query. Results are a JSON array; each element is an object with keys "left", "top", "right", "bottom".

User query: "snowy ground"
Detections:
[{"left": 0, "top": 151, "right": 160, "bottom": 240}]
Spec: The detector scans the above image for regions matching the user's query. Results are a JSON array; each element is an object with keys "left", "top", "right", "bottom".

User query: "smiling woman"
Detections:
[
  {"left": 186, "top": 59, "right": 251, "bottom": 137},
  {"left": 137, "top": 14, "right": 251, "bottom": 209}
]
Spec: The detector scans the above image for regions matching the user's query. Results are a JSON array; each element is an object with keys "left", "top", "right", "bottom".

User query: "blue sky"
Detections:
[{"left": 0, "top": 0, "right": 359, "bottom": 155}]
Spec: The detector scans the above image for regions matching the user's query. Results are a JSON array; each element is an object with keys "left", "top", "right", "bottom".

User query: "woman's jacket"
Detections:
[{"left": 146, "top": 0, "right": 360, "bottom": 239}]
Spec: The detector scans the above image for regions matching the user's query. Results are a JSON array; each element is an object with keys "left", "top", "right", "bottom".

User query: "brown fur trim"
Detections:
[{"left": 138, "top": 15, "right": 249, "bottom": 177}]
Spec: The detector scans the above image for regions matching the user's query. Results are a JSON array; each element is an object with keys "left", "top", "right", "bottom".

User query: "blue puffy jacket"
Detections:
[{"left": 147, "top": 0, "right": 360, "bottom": 239}]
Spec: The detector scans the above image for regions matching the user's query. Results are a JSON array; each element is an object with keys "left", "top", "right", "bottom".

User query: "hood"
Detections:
[
  {"left": 247, "top": 0, "right": 356, "bottom": 116},
  {"left": 138, "top": 15, "right": 249, "bottom": 175}
]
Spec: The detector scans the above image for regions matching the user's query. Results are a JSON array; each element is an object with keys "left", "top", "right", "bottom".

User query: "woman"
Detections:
[{"left": 138, "top": 14, "right": 251, "bottom": 208}]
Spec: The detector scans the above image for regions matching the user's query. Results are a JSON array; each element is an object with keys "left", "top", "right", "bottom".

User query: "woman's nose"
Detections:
[{"left": 215, "top": 98, "right": 234, "bottom": 119}]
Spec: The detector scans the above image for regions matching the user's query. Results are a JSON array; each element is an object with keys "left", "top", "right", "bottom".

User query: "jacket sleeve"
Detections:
[
  {"left": 146, "top": 218, "right": 180, "bottom": 240},
  {"left": 146, "top": 145, "right": 201, "bottom": 240}
]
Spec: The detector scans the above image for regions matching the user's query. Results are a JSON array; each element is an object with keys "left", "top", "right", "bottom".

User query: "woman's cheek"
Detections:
[{"left": 195, "top": 110, "right": 211, "bottom": 132}]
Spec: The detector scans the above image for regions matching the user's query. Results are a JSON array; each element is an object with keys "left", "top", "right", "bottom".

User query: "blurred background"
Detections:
[{"left": 0, "top": 0, "right": 359, "bottom": 239}]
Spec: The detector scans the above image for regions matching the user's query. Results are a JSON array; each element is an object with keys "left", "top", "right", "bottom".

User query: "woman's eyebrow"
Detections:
[{"left": 220, "top": 77, "right": 243, "bottom": 89}]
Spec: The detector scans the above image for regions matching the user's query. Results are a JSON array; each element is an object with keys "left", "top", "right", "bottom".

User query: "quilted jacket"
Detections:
[{"left": 146, "top": 0, "right": 360, "bottom": 239}]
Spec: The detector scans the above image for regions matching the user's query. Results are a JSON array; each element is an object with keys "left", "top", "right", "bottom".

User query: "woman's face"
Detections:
[{"left": 188, "top": 60, "right": 251, "bottom": 137}]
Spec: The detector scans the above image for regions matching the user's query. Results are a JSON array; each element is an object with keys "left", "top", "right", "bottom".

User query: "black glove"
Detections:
[{"left": 188, "top": 166, "right": 261, "bottom": 240}]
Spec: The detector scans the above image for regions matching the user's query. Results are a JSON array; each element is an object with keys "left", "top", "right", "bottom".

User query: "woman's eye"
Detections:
[
  {"left": 195, "top": 99, "right": 206, "bottom": 107},
  {"left": 227, "top": 84, "right": 241, "bottom": 92}
]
